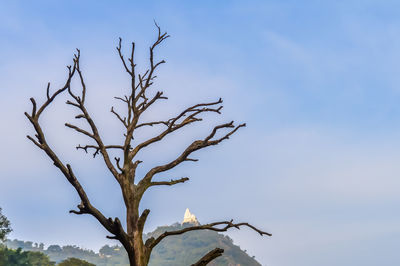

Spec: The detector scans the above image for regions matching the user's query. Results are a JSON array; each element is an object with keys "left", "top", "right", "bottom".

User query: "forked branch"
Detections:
[
  {"left": 65, "top": 50, "right": 120, "bottom": 180},
  {"left": 138, "top": 121, "right": 246, "bottom": 189},
  {"left": 146, "top": 219, "right": 271, "bottom": 250},
  {"left": 115, "top": 25, "right": 170, "bottom": 161},
  {"left": 129, "top": 98, "right": 224, "bottom": 161},
  {"left": 25, "top": 52, "right": 128, "bottom": 244},
  {"left": 76, "top": 144, "right": 124, "bottom": 158}
]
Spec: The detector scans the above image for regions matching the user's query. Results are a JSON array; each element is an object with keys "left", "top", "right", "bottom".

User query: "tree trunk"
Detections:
[
  {"left": 128, "top": 248, "right": 138, "bottom": 266},
  {"left": 124, "top": 233, "right": 149, "bottom": 266},
  {"left": 125, "top": 194, "right": 150, "bottom": 266},
  {"left": 133, "top": 241, "right": 148, "bottom": 266}
]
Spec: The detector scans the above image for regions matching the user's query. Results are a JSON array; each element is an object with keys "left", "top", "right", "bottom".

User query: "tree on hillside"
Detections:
[
  {"left": 47, "top": 245, "right": 62, "bottom": 253},
  {"left": 0, "top": 247, "right": 55, "bottom": 266},
  {"left": 0, "top": 207, "right": 12, "bottom": 242},
  {"left": 58, "top": 257, "right": 95, "bottom": 266},
  {"left": 25, "top": 24, "right": 270, "bottom": 266}
]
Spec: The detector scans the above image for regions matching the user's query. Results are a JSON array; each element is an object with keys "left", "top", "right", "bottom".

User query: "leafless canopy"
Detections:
[{"left": 25, "top": 23, "right": 269, "bottom": 266}]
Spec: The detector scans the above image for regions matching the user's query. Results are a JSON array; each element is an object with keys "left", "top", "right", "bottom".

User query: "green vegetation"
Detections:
[
  {"left": 58, "top": 257, "right": 95, "bottom": 266},
  {"left": 0, "top": 246, "right": 55, "bottom": 265},
  {"left": 0, "top": 246, "right": 96, "bottom": 266},
  {"left": 5, "top": 240, "right": 118, "bottom": 265},
  {"left": 0, "top": 207, "right": 12, "bottom": 242},
  {"left": 147, "top": 223, "right": 261, "bottom": 266},
  {"left": 5, "top": 240, "right": 129, "bottom": 266},
  {"left": 5, "top": 223, "right": 261, "bottom": 265}
]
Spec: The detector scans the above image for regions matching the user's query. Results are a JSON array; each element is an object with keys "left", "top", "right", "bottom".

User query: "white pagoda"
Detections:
[{"left": 182, "top": 208, "right": 199, "bottom": 225}]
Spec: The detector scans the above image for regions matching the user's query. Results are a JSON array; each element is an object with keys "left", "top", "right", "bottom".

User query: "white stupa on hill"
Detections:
[{"left": 182, "top": 208, "right": 199, "bottom": 225}]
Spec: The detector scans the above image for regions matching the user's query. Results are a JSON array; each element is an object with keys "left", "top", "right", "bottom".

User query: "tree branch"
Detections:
[
  {"left": 116, "top": 37, "right": 132, "bottom": 75},
  {"left": 25, "top": 53, "right": 129, "bottom": 244},
  {"left": 26, "top": 135, "right": 43, "bottom": 149},
  {"left": 138, "top": 91, "right": 168, "bottom": 113},
  {"left": 65, "top": 166, "right": 126, "bottom": 242},
  {"left": 129, "top": 99, "right": 223, "bottom": 161},
  {"left": 133, "top": 23, "right": 169, "bottom": 107},
  {"left": 65, "top": 123, "right": 94, "bottom": 139},
  {"left": 76, "top": 144, "right": 124, "bottom": 158},
  {"left": 147, "top": 219, "right": 270, "bottom": 250},
  {"left": 149, "top": 177, "right": 189, "bottom": 187},
  {"left": 66, "top": 53, "right": 121, "bottom": 181},
  {"left": 137, "top": 209, "right": 150, "bottom": 233},
  {"left": 138, "top": 121, "right": 245, "bottom": 189},
  {"left": 135, "top": 120, "right": 170, "bottom": 129},
  {"left": 117, "top": 26, "right": 170, "bottom": 162},
  {"left": 191, "top": 248, "right": 224, "bottom": 266},
  {"left": 111, "top": 106, "right": 128, "bottom": 128}
]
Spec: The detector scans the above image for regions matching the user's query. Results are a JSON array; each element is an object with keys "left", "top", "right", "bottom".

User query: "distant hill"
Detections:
[
  {"left": 147, "top": 223, "right": 261, "bottom": 266},
  {"left": 5, "top": 223, "right": 261, "bottom": 266}
]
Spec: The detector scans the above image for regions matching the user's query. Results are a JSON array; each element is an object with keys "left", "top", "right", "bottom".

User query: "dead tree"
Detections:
[{"left": 25, "top": 24, "right": 270, "bottom": 266}]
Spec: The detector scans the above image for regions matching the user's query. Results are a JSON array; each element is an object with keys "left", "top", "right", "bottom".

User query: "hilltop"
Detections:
[{"left": 147, "top": 222, "right": 261, "bottom": 266}]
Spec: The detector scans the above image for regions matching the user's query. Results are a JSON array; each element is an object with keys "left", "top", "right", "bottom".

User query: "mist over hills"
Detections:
[{"left": 5, "top": 222, "right": 261, "bottom": 265}]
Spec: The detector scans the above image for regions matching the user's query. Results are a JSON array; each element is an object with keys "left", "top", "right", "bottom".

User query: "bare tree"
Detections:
[{"left": 25, "top": 24, "right": 270, "bottom": 266}]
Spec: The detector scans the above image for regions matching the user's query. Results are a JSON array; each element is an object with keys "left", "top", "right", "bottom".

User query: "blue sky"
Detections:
[{"left": 1, "top": 1, "right": 400, "bottom": 265}]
